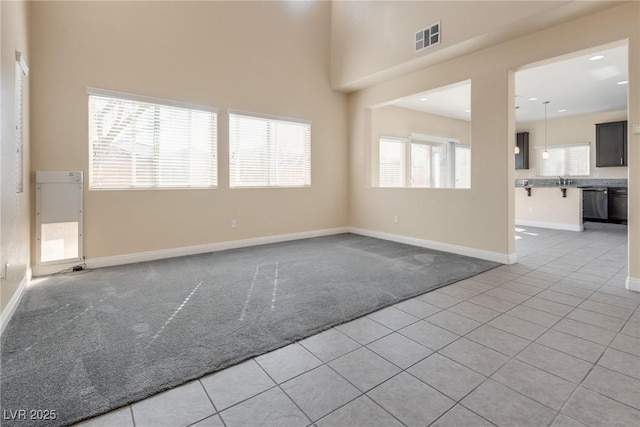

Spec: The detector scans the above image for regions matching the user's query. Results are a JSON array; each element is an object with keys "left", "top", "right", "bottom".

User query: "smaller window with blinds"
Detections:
[
  {"left": 536, "top": 143, "right": 590, "bottom": 177},
  {"left": 15, "top": 51, "right": 29, "bottom": 194},
  {"left": 379, "top": 136, "right": 406, "bottom": 187},
  {"left": 229, "top": 111, "right": 311, "bottom": 188},
  {"left": 88, "top": 88, "right": 218, "bottom": 190}
]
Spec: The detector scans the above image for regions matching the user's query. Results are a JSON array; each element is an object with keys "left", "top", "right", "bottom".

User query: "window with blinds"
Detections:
[
  {"left": 378, "top": 135, "right": 470, "bottom": 188},
  {"left": 536, "top": 144, "right": 590, "bottom": 177},
  {"left": 379, "top": 137, "right": 406, "bottom": 187},
  {"left": 229, "top": 111, "right": 311, "bottom": 188},
  {"left": 455, "top": 146, "right": 471, "bottom": 188},
  {"left": 15, "top": 54, "right": 28, "bottom": 194},
  {"left": 88, "top": 89, "right": 217, "bottom": 190}
]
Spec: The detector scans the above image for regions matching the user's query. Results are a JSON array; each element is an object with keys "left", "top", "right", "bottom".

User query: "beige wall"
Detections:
[
  {"left": 346, "top": 3, "right": 639, "bottom": 273},
  {"left": 1, "top": 0, "right": 30, "bottom": 312},
  {"left": 516, "top": 110, "right": 628, "bottom": 180},
  {"left": 29, "top": 1, "right": 348, "bottom": 260},
  {"left": 330, "top": 1, "right": 619, "bottom": 90},
  {"left": 370, "top": 105, "right": 470, "bottom": 185},
  {"left": 349, "top": 68, "right": 513, "bottom": 257},
  {"left": 515, "top": 188, "right": 582, "bottom": 231}
]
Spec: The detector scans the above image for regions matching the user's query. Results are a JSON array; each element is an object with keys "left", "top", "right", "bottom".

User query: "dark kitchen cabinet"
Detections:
[
  {"left": 515, "top": 132, "right": 529, "bottom": 169},
  {"left": 596, "top": 120, "right": 627, "bottom": 167}
]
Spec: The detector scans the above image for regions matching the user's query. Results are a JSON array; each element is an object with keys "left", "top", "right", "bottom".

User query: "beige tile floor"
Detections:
[{"left": 77, "top": 222, "right": 639, "bottom": 427}]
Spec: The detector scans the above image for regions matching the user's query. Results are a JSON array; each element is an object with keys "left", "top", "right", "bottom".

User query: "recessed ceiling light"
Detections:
[
  {"left": 589, "top": 55, "right": 604, "bottom": 61},
  {"left": 558, "top": 109, "right": 567, "bottom": 113},
  {"left": 419, "top": 97, "right": 428, "bottom": 101},
  {"left": 617, "top": 80, "right": 628, "bottom": 85},
  {"left": 464, "top": 109, "right": 471, "bottom": 113},
  {"left": 528, "top": 97, "right": 538, "bottom": 101}
]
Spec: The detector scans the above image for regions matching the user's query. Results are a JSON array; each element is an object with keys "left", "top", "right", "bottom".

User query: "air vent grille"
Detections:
[{"left": 415, "top": 21, "right": 440, "bottom": 52}]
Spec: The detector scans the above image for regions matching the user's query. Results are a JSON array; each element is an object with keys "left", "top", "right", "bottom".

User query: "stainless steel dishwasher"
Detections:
[
  {"left": 608, "top": 187, "right": 628, "bottom": 223},
  {"left": 582, "top": 187, "right": 608, "bottom": 221}
]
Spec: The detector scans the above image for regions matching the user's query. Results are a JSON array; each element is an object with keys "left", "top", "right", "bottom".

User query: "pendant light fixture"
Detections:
[{"left": 542, "top": 101, "right": 550, "bottom": 160}]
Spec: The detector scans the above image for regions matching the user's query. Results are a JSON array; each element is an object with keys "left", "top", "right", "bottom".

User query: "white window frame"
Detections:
[
  {"left": 88, "top": 87, "right": 218, "bottom": 190},
  {"left": 378, "top": 133, "right": 468, "bottom": 188},
  {"left": 409, "top": 133, "right": 456, "bottom": 188},
  {"left": 228, "top": 109, "right": 311, "bottom": 188},
  {"left": 536, "top": 143, "right": 590, "bottom": 177}
]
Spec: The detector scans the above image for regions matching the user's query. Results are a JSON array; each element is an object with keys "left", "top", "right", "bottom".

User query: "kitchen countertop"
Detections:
[{"left": 515, "top": 178, "right": 628, "bottom": 188}]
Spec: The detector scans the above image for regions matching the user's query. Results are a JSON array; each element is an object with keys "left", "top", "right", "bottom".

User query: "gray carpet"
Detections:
[{"left": 0, "top": 233, "right": 499, "bottom": 426}]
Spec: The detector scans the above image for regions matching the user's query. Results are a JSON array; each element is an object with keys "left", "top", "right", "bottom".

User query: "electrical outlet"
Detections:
[
  {"left": 231, "top": 219, "right": 237, "bottom": 229},
  {"left": 393, "top": 215, "right": 399, "bottom": 224},
  {"left": 633, "top": 123, "right": 640, "bottom": 134}
]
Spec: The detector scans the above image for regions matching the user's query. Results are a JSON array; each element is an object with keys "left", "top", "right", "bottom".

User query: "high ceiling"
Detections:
[{"left": 391, "top": 43, "right": 628, "bottom": 123}]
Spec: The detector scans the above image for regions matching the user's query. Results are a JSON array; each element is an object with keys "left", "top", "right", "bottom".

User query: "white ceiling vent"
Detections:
[{"left": 415, "top": 21, "right": 440, "bottom": 52}]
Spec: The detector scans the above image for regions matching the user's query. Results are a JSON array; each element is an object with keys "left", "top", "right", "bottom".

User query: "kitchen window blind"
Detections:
[
  {"left": 88, "top": 88, "right": 217, "bottom": 190},
  {"left": 229, "top": 111, "right": 311, "bottom": 188},
  {"left": 536, "top": 144, "right": 590, "bottom": 177}
]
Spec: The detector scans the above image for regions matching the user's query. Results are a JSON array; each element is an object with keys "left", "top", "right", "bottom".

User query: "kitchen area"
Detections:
[
  {"left": 514, "top": 44, "right": 628, "bottom": 233},
  {"left": 514, "top": 117, "right": 628, "bottom": 231}
]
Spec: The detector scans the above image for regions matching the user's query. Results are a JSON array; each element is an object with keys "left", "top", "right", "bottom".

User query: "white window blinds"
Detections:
[
  {"left": 15, "top": 60, "right": 25, "bottom": 194},
  {"left": 379, "top": 137, "right": 405, "bottom": 187},
  {"left": 455, "top": 145, "right": 471, "bottom": 188},
  {"left": 229, "top": 111, "right": 311, "bottom": 188},
  {"left": 88, "top": 89, "right": 218, "bottom": 190},
  {"left": 536, "top": 144, "right": 590, "bottom": 177}
]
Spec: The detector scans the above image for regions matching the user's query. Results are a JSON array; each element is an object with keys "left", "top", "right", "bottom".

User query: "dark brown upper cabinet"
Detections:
[
  {"left": 515, "top": 131, "right": 529, "bottom": 170},
  {"left": 596, "top": 120, "right": 627, "bottom": 167}
]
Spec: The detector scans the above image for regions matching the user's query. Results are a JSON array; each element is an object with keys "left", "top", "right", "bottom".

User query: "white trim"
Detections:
[
  {"left": 227, "top": 109, "right": 311, "bottom": 126},
  {"left": 515, "top": 219, "right": 583, "bottom": 232},
  {"left": 534, "top": 142, "right": 590, "bottom": 149},
  {"left": 1, "top": 268, "right": 31, "bottom": 336},
  {"left": 626, "top": 276, "right": 640, "bottom": 292},
  {"left": 86, "top": 87, "right": 218, "bottom": 113},
  {"left": 15, "top": 50, "right": 29, "bottom": 76},
  {"left": 410, "top": 133, "right": 459, "bottom": 145},
  {"left": 33, "top": 228, "right": 348, "bottom": 277},
  {"left": 379, "top": 135, "right": 408, "bottom": 143},
  {"left": 348, "top": 227, "right": 513, "bottom": 264}
]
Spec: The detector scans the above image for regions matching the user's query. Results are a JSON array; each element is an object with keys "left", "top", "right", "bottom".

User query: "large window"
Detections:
[
  {"left": 378, "top": 134, "right": 469, "bottom": 188},
  {"left": 88, "top": 88, "right": 218, "bottom": 190},
  {"left": 229, "top": 111, "right": 311, "bottom": 188},
  {"left": 536, "top": 144, "right": 590, "bottom": 177}
]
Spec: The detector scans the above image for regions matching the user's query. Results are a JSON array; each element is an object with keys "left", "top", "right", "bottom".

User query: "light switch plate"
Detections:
[{"left": 633, "top": 123, "right": 640, "bottom": 134}]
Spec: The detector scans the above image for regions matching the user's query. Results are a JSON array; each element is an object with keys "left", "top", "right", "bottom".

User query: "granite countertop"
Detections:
[{"left": 515, "top": 179, "right": 628, "bottom": 188}]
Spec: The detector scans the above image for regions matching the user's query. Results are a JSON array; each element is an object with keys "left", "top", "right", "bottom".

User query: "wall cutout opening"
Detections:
[{"left": 369, "top": 80, "right": 471, "bottom": 188}]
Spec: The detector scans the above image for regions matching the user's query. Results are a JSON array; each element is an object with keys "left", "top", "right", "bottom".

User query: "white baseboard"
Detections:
[
  {"left": 32, "top": 227, "right": 349, "bottom": 277},
  {"left": 1, "top": 268, "right": 31, "bottom": 336},
  {"left": 515, "top": 220, "right": 583, "bottom": 232},
  {"left": 626, "top": 276, "right": 640, "bottom": 292},
  {"left": 348, "top": 227, "right": 514, "bottom": 264}
]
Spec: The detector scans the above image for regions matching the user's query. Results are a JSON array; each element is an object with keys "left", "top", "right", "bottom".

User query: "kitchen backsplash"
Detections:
[{"left": 515, "top": 178, "right": 628, "bottom": 188}]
